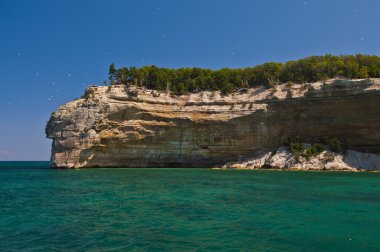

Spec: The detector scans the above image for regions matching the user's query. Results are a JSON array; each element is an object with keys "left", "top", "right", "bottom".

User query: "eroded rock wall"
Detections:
[{"left": 46, "top": 79, "right": 380, "bottom": 168}]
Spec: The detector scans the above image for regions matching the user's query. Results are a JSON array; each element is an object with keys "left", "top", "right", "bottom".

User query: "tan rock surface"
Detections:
[{"left": 46, "top": 79, "right": 380, "bottom": 168}]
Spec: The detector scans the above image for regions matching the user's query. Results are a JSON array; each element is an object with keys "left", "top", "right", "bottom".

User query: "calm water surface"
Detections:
[{"left": 1, "top": 162, "right": 379, "bottom": 251}]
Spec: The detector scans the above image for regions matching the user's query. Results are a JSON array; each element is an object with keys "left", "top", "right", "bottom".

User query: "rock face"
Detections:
[
  {"left": 46, "top": 79, "right": 380, "bottom": 168},
  {"left": 221, "top": 146, "right": 380, "bottom": 171}
]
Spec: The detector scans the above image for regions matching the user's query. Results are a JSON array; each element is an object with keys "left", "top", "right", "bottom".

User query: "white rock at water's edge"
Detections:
[
  {"left": 344, "top": 150, "right": 380, "bottom": 170},
  {"left": 223, "top": 146, "right": 380, "bottom": 171}
]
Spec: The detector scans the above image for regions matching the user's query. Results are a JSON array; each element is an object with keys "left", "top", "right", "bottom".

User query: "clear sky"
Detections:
[{"left": 0, "top": 0, "right": 379, "bottom": 161}]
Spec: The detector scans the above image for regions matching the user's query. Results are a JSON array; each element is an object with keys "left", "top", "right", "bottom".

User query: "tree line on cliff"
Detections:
[{"left": 107, "top": 54, "right": 380, "bottom": 94}]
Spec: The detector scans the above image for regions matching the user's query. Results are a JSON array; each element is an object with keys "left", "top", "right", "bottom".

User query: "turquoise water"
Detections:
[{"left": 1, "top": 162, "right": 380, "bottom": 251}]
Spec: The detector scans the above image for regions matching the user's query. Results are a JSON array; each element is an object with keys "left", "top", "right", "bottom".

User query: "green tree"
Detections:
[
  {"left": 109, "top": 63, "right": 117, "bottom": 85},
  {"left": 105, "top": 54, "right": 380, "bottom": 93},
  {"left": 119, "top": 67, "right": 129, "bottom": 84},
  {"left": 176, "top": 83, "right": 186, "bottom": 94}
]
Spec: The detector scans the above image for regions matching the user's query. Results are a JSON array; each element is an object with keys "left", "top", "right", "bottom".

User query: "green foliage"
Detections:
[
  {"left": 287, "top": 136, "right": 345, "bottom": 160},
  {"left": 290, "top": 142, "right": 304, "bottom": 157},
  {"left": 109, "top": 63, "right": 117, "bottom": 84},
  {"left": 107, "top": 54, "right": 380, "bottom": 93},
  {"left": 304, "top": 143, "right": 325, "bottom": 159},
  {"left": 288, "top": 138, "right": 325, "bottom": 160},
  {"left": 329, "top": 138, "right": 343, "bottom": 153},
  {"left": 285, "top": 81, "right": 293, "bottom": 88},
  {"left": 312, "top": 143, "right": 325, "bottom": 153}
]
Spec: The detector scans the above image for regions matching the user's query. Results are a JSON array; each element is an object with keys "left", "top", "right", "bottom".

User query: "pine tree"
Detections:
[{"left": 109, "top": 63, "right": 117, "bottom": 85}]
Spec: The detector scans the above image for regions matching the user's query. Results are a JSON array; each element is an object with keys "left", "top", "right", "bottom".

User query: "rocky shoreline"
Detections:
[{"left": 218, "top": 145, "right": 380, "bottom": 171}]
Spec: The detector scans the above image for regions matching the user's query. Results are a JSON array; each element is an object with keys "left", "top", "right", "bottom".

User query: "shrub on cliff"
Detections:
[
  {"left": 286, "top": 136, "right": 346, "bottom": 161},
  {"left": 304, "top": 143, "right": 325, "bottom": 159},
  {"left": 288, "top": 139, "right": 325, "bottom": 160},
  {"left": 289, "top": 141, "right": 304, "bottom": 158},
  {"left": 329, "top": 138, "right": 343, "bottom": 153}
]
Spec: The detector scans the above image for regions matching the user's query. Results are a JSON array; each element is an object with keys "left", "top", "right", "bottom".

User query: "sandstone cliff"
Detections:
[{"left": 46, "top": 79, "right": 380, "bottom": 168}]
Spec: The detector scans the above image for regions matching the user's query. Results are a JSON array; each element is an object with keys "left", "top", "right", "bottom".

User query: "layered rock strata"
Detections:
[{"left": 46, "top": 78, "right": 380, "bottom": 168}]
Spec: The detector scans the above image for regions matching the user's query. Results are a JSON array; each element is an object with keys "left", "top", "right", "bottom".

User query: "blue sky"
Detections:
[{"left": 0, "top": 0, "right": 379, "bottom": 160}]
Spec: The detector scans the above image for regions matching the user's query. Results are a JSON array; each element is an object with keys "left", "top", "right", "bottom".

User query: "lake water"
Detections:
[{"left": 1, "top": 161, "right": 379, "bottom": 251}]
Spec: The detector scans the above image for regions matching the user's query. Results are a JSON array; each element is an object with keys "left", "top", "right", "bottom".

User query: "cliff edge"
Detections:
[{"left": 46, "top": 78, "right": 380, "bottom": 169}]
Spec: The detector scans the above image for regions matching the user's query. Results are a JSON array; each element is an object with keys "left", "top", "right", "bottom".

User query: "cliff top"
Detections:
[{"left": 80, "top": 78, "right": 380, "bottom": 106}]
